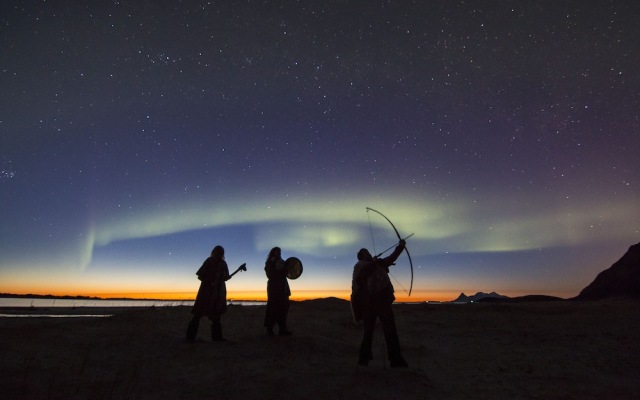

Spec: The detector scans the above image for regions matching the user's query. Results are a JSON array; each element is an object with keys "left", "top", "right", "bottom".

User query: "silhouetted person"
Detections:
[
  {"left": 351, "top": 239, "right": 408, "bottom": 367},
  {"left": 186, "top": 245, "right": 231, "bottom": 342},
  {"left": 263, "top": 247, "right": 293, "bottom": 336}
]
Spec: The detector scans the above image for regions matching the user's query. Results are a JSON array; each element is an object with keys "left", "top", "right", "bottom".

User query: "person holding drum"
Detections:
[{"left": 263, "top": 246, "right": 294, "bottom": 337}]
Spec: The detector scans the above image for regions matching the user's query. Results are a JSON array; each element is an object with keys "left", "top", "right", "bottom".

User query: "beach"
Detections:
[{"left": 1, "top": 298, "right": 638, "bottom": 399}]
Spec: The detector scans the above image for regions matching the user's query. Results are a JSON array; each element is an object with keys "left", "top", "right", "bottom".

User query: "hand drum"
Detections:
[{"left": 284, "top": 257, "right": 303, "bottom": 280}]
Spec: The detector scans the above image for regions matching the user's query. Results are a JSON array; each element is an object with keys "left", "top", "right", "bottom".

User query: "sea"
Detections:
[{"left": 0, "top": 297, "right": 266, "bottom": 317}]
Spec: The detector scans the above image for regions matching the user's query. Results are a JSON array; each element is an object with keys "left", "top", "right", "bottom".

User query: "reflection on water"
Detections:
[
  {"left": 0, "top": 297, "right": 265, "bottom": 309},
  {"left": 0, "top": 298, "right": 195, "bottom": 308},
  {"left": 0, "top": 313, "right": 113, "bottom": 318}
]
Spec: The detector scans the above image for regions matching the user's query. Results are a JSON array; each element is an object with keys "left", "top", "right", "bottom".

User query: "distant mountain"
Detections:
[
  {"left": 451, "top": 291, "right": 509, "bottom": 303},
  {"left": 448, "top": 243, "right": 640, "bottom": 303},
  {"left": 575, "top": 242, "right": 640, "bottom": 300}
]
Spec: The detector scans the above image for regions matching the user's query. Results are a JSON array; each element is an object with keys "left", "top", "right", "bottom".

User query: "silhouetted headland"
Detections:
[{"left": 574, "top": 242, "right": 640, "bottom": 300}]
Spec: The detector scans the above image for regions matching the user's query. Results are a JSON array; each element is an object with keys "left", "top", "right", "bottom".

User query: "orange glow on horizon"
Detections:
[{"left": 2, "top": 288, "right": 460, "bottom": 303}]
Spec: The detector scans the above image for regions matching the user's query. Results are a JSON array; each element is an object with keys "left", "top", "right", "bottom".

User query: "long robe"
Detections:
[
  {"left": 191, "top": 257, "right": 229, "bottom": 318},
  {"left": 264, "top": 257, "right": 291, "bottom": 328}
]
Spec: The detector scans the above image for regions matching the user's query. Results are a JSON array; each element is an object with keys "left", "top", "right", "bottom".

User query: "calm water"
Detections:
[{"left": 0, "top": 297, "right": 265, "bottom": 308}]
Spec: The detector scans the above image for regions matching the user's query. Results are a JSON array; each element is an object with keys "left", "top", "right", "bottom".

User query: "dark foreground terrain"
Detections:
[{"left": 1, "top": 298, "right": 638, "bottom": 399}]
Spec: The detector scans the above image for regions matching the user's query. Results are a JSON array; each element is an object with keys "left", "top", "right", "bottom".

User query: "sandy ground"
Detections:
[{"left": 1, "top": 298, "right": 639, "bottom": 400}]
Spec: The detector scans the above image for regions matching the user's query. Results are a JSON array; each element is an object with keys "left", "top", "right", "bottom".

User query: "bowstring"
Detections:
[
  {"left": 389, "top": 273, "right": 409, "bottom": 295},
  {"left": 366, "top": 208, "right": 409, "bottom": 296},
  {"left": 367, "top": 209, "right": 377, "bottom": 256}
]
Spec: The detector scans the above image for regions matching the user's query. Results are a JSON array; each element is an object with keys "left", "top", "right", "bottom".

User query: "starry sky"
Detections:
[{"left": 1, "top": 1, "right": 639, "bottom": 301}]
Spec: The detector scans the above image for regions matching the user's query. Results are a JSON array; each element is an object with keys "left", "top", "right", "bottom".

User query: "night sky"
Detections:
[{"left": 1, "top": 1, "right": 639, "bottom": 301}]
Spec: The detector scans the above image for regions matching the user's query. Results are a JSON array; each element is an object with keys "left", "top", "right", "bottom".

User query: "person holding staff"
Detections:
[{"left": 186, "top": 245, "right": 243, "bottom": 342}]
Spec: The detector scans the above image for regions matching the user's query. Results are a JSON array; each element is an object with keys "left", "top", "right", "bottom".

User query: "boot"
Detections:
[
  {"left": 278, "top": 325, "right": 293, "bottom": 336},
  {"left": 278, "top": 328, "right": 293, "bottom": 336},
  {"left": 186, "top": 317, "right": 199, "bottom": 343},
  {"left": 211, "top": 321, "right": 225, "bottom": 342},
  {"left": 278, "top": 319, "right": 292, "bottom": 336},
  {"left": 390, "top": 358, "right": 409, "bottom": 368},
  {"left": 358, "top": 345, "right": 373, "bottom": 366}
]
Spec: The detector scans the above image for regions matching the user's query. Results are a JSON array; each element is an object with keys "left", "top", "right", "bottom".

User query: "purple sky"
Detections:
[{"left": 1, "top": 1, "right": 638, "bottom": 300}]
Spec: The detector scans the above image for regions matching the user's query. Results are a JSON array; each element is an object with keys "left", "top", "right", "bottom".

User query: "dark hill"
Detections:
[
  {"left": 506, "top": 295, "right": 565, "bottom": 303},
  {"left": 575, "top": 242, "right": 640, "bottom": 300},
  {"left": 451, "top": 291, "right": 509, "bottom": 303}
]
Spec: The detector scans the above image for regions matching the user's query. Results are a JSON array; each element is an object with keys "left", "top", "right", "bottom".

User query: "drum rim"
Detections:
[{"left": 284, "top": 256, "right": 303, "bottom": 279}]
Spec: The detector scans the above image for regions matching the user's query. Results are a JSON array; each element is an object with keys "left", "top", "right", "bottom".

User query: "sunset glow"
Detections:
[{"left": 1, "top": 2, "right": 638, "bottom": 302}]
